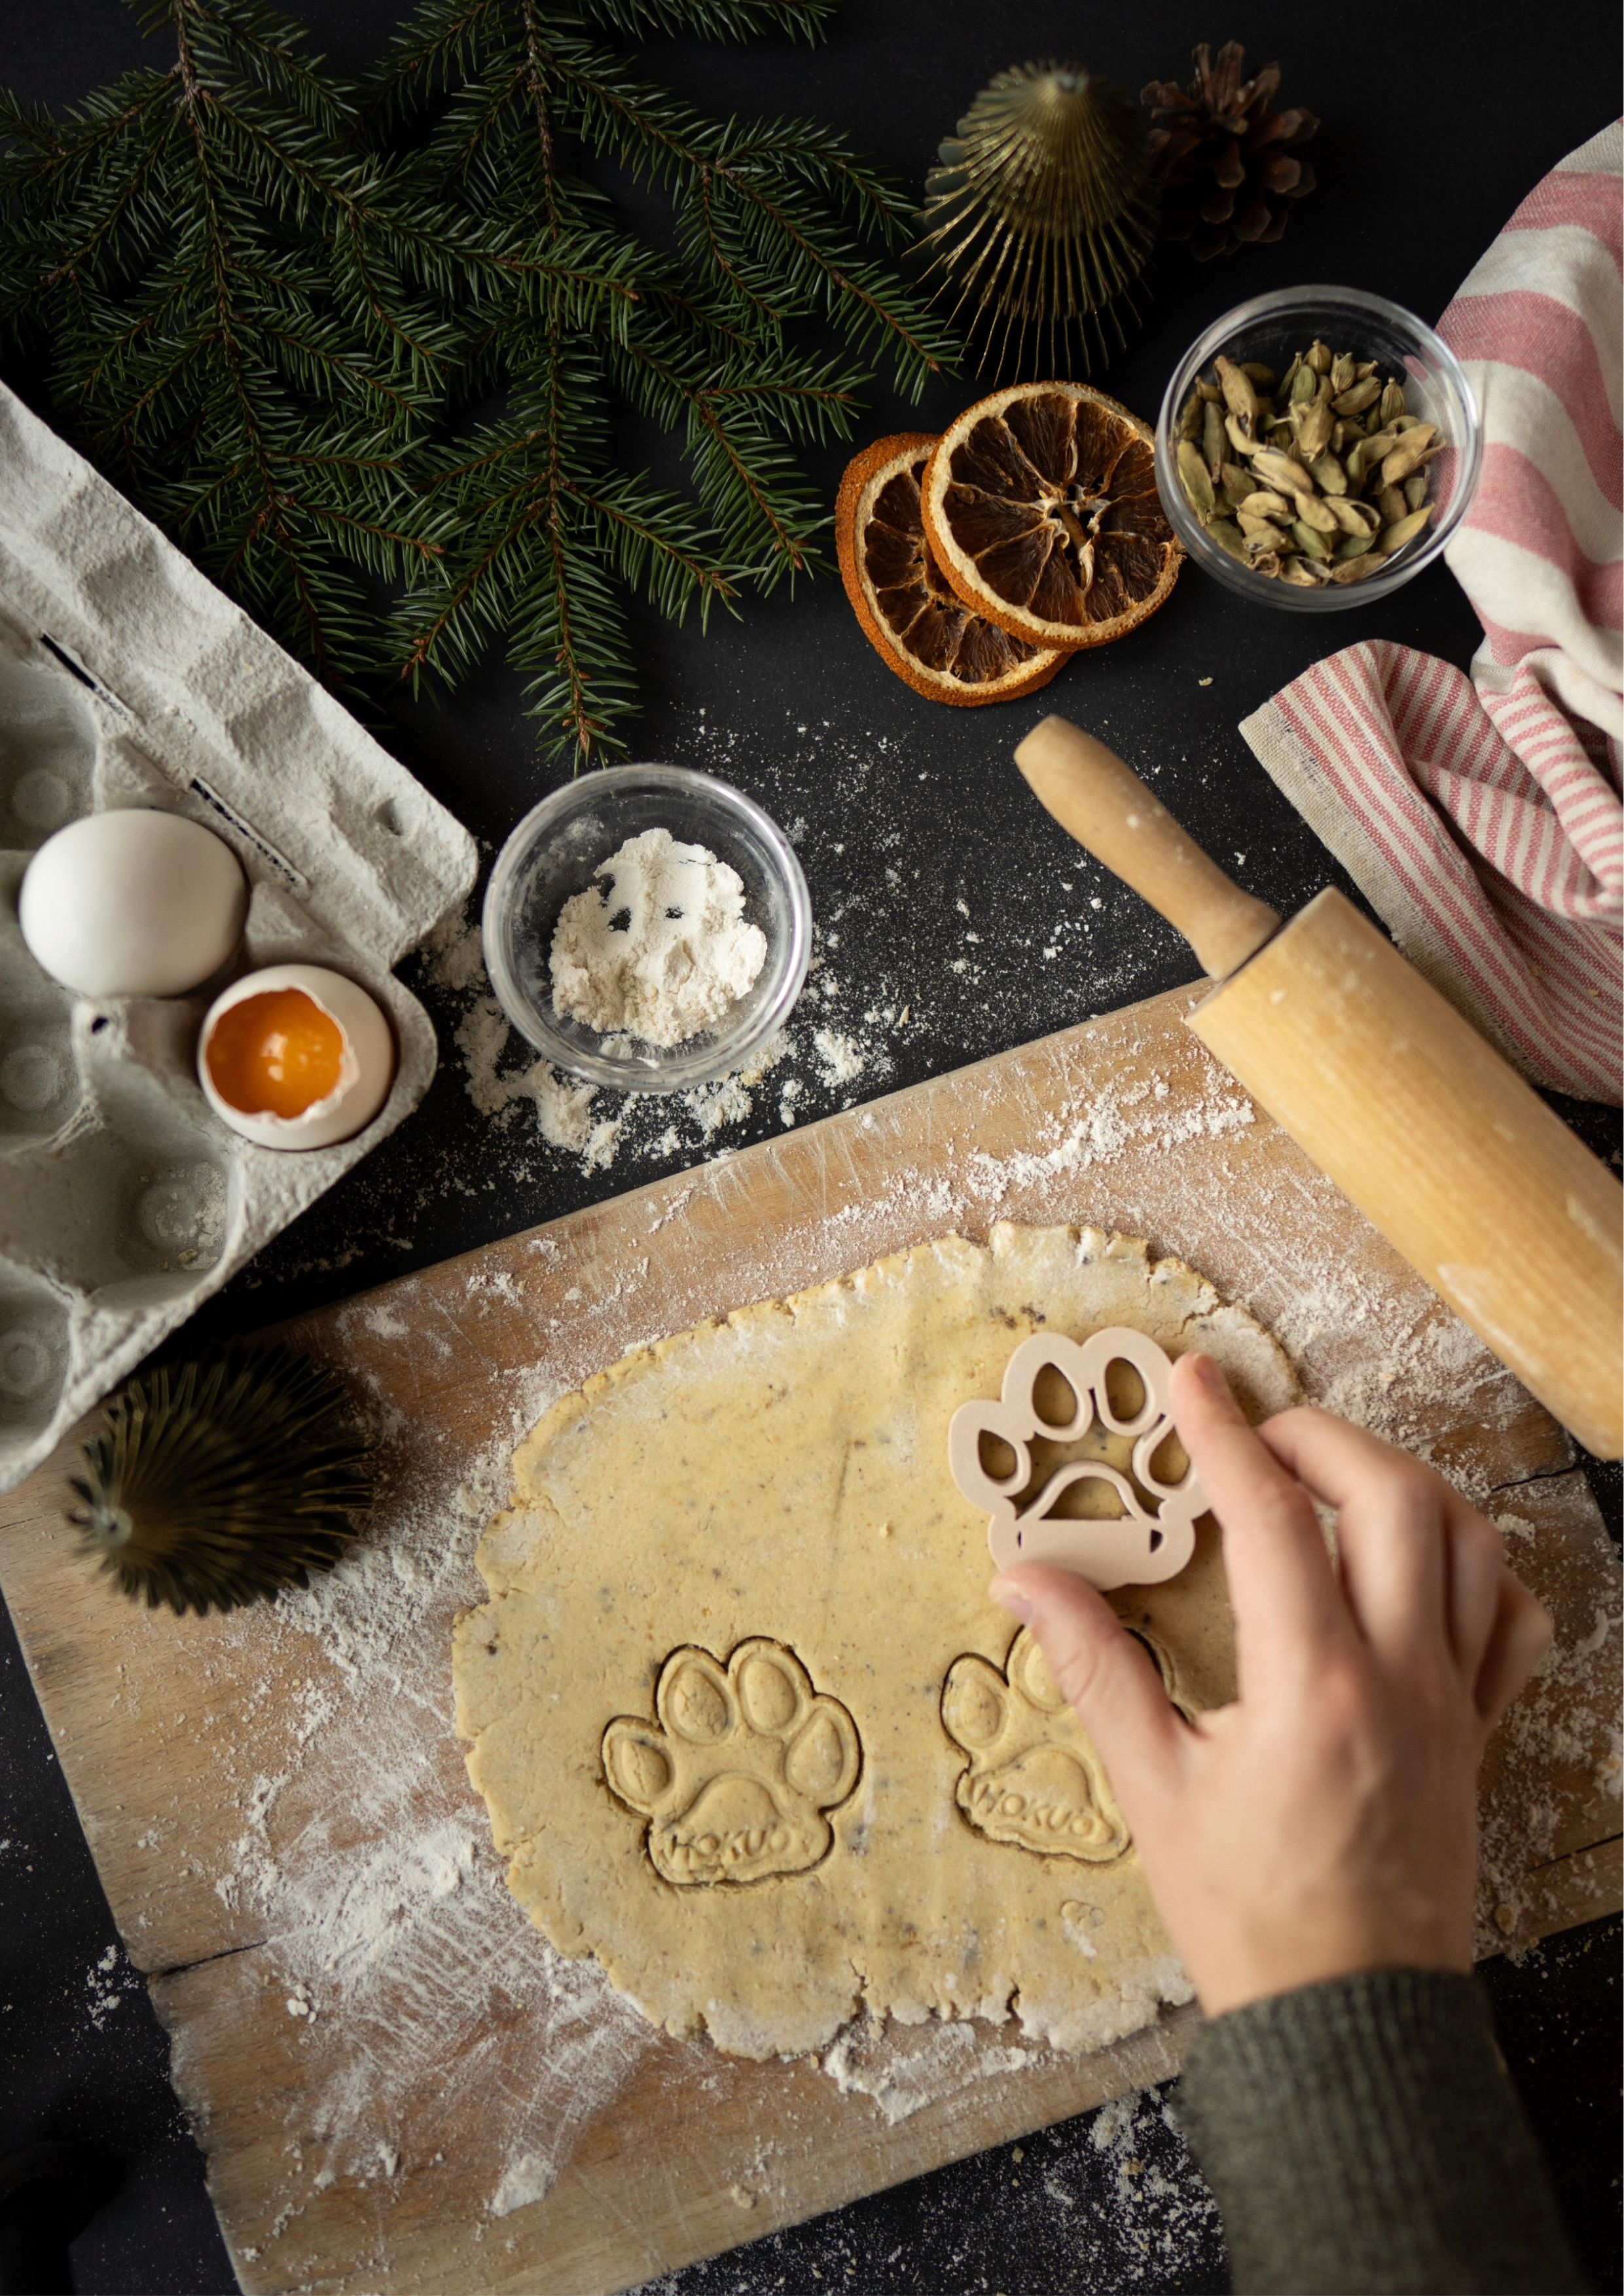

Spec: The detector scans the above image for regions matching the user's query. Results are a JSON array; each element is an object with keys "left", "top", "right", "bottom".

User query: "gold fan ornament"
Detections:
[{"left": 918, "top": 62, "right": 1158, "bottom": 380}]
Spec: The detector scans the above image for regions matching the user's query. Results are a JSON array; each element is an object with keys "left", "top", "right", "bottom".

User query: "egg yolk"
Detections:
[{"left": 206, "top": 988, "right": 345, "bottom": 1119}]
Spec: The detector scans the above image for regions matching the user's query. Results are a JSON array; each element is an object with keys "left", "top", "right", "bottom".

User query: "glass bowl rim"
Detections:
[
  {"left": 1154, "top": 283, "right": 1483, "bottom": 609},
  {"left": 480, "top": 760, "right": 813, "bottom": 1094}
]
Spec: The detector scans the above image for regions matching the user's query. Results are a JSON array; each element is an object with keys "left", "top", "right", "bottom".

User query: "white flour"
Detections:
[
  {"left": 550, "top": 828, "right": 767, "bottom": 1047},
  {"left": 820, "top": 2017, "right": 1047, "bottom": 2125},
  {"left": 454, "top": 994, "right": 620, "bottom": 1166},
  {"left": 812, "top": 1028, "right": 867, "bottom": 1087},
  {"left": 181, "top": 1413, "right": 667, "bottom": 2240}
]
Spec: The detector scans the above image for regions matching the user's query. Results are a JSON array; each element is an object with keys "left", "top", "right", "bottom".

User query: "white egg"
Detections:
[
  {"left": 19, "top": 808, "right": 247, "bottom": 998},
  {"left": 198, "top": 964, "right": 396, "bottom": 1152}
]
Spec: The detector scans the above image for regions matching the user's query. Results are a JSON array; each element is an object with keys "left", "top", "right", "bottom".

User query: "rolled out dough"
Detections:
[{"left": 454, "top": 1223, "right": 1297, "bottom": 2059}]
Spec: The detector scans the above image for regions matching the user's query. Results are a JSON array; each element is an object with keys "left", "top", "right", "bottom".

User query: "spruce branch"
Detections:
[
  {"left": 377, "top": 0, "right": 956, "bottom": 756},
  {"left": 398, "top": 330, "right": 736, "bottom": 756},
  {"left": 2, "top": 0, "right": 958, "bottom": 766},
  {"left": 0, "top": 0, "right": 453, "bottom": 681}
]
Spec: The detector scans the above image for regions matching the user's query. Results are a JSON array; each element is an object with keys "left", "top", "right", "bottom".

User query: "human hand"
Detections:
[{"left": 989, "top": 1352, "right": 1553, "bottom": 2018}]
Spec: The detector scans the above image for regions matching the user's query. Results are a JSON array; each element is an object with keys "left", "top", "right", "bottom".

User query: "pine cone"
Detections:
[{"left": 1141, "top": 42, "right": 1318, "bottom": 260}]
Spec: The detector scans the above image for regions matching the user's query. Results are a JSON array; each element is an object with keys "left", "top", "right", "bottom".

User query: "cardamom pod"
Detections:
[
  {"left": 1280, "top": 351, "right": 1303, "bottom": 399},
  {"left": 1290, "top": 518, "right": 1334, "bottom": 560},
  {"left": 1333, "top": 530, "right": 1377, "bottom": 560},
  {"left": 1307, "top": 340, "right": 1333, "bottom": 375},
  {"left": 1203, "top": 399, "right": 1227, "bottom": 480},
  {"left": 1206, "top": 518, "right": 1252, "bottom": 562},
  {"left": 1379, "top": 380, "right": 1407, "bottom": 426},
  {"left": 1380, "top": 434, "right": 1434, "bottom": 486},
  {"left": 1239, "top": 490, "right": 1294, "bottom": 519},
  {"left": 1290, "top": 363, "right": 1318, "bottom": 405},
  {"left": 1308, "top": 453, "right": 1348, "bottom": 497},
  {"left": 1350, "top": 431, "right": 1405, "bottom": 482},
  {"left": 1331, "top": 376, "right": 1382, "bottom": 418},
  {"left": 1330, "top": 351, "right": 1356, "bottom": 395},
  {"left": 1220, "top": 462, "right": 1254, "bottom": 509},
  {"left": 1403, "top": 472, "right": 1430, "bottom": 512},
  {"left": 1225, "top": 414, "right": 1260, "bottom": 461},
  {"left": 1251, "top": 447, "right": 1315, "bottom": 495},
  {"left": 1177, "top": 440, "right": 1216, "bottom": 518},
  {"left": 1238, "top": 512, "right": 1286, "bottom": 547},
  {"left": 1377, "top": 484, "right": 1408, "bottom": 526},
  {"left": 1382, "top": 505, "right": 1434, "bottom": 552},
  {"left": 1295, "top": 400, "right": 1335, "bottom": 461},
  {"left": 1216, "top": 355, "right": 1259, "bottom": 437},
  {"left": 1178, "top": 392, "right": 1203, "bottom": 442},
  {"left": 1280, "top": 555, "right": 1325, "bottom": 586},
  {"left": 1291, "top": 492, "right": 1340, "bottom": 535},
  {"left": 1329, "top": 555, "right": 1381, "bottom": 584},
  {"left": 1240, "top": 362, "right": 1278, "bottom": 389}
]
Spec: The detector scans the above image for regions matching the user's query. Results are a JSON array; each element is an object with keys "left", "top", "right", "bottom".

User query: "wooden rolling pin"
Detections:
[{"left": 1015, "top": 713, "right": 1624, "bottom": 1459}]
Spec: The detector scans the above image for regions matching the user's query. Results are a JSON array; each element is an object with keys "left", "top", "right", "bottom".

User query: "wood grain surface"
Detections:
[{"left": 1, "top": 984, "right": 1617, "bottom": 2296}]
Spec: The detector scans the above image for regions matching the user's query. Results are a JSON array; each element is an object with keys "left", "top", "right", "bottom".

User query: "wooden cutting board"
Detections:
[{"left": 2, "top": 984, "right": 1618, "bottom": 2296}]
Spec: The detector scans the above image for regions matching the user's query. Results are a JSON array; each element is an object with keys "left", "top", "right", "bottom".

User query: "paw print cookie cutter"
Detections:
[
  {"left": 947, "top": 1328, "right": 1206, "bottom": 1589},
  {"left": 602, "top": 1639, "right": 861, "bottom": 1888}
]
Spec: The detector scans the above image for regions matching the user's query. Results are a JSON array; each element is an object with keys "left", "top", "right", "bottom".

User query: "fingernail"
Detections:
[
  {"left": 988, "top": 1578, "right": 1034, "bottom": 1624},
  {"left": 1182, "top": 1350, "right": 1224, "bottom": 1393}
]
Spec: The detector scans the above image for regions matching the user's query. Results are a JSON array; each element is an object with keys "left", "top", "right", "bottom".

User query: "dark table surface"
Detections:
[{"left": 2, "top": 3, "right": 1620, "bottom": 2291}]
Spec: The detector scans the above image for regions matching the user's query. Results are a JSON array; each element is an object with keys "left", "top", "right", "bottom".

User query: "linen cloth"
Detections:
[{"left": 1239, "top": 121, "right": 1623, "bottom": 1103}]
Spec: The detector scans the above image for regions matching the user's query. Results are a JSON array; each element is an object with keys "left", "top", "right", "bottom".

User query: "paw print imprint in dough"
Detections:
[
  {"left": 602, "top": 1640, "right": 861, "bottom": 1887},
  {"left": 941, "top": 1626, "right": 1189, "bottom": 1863}
]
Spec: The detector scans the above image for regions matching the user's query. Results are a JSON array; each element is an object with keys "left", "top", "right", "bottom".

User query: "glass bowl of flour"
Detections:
[{"left": 482, "top": 763, "right": 812, "bottom": 1092}]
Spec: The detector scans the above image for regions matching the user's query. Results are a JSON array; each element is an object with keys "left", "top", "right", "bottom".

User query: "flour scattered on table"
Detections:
[
  {"left": 84, "top": 1939, "right": 141, "bottom": 2032},
  {"left": 420, "top": 895, "right": 892, "bottom": 1177},
  {"left": 680, "top": 1029, "right": 794, "bottom": 1138},
  {"left": 194, "top": 1424, "right": 665, "bottom": 2228},
  {"left": 490, "top": 2152, "right": 558, "bottom": 2219},
  {"left": 1082, "top": 2087, "right": 1226, "bottom": 2272},
  {"left": 967, "top": 1069, "right": 1254, "bottom": 1200},
  {"left": 420, "top": 903, "right": 488, "bottom": 996},
  {"left": 812, "top": 1027, "right": 866, "bottom": 1086},
  {"left": 550, "top": 827, "right": 767, "bottom": 1047},
  {"left": 454, "top": 993, "right": 621, "bottom": 1168},
  {"left": 820, "top": 2016, "right": 1047, "bottom": 2125}
]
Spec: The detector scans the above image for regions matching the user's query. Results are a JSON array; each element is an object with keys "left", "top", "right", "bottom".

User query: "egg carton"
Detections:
[{"left": 0, "top": 380, "right": 476, "bottom": 1493}]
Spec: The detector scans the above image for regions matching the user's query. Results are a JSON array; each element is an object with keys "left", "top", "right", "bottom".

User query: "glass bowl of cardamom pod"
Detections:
[{"left": 1155, "top": 285, "right": 1482, "bottom": 608}]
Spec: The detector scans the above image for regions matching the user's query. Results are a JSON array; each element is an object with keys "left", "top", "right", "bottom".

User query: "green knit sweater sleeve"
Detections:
[{"left": 1172, "top": 1969, "right": 1586, "bottom": 2295}]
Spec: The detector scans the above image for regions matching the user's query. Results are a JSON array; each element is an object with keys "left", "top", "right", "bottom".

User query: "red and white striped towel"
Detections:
[{"left": 1240, "top": 120, "right": 1623, "bottom": 1103}]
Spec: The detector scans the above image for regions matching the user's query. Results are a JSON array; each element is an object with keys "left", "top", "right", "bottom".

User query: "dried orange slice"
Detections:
[
  {"left": 920, "top": 383, "right": 1181, "bottom": 651},
  {"left": 837, "top": 433, "right": 1068, "bottom": 706}
]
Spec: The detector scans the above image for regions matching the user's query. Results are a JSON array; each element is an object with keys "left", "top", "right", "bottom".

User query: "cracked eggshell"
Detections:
[
  {"left": 19, "top": 808, "right": 247, "bottom": 997},
  {"left": 198, "top": 963, "right": 395, "bottom": 1152}
]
